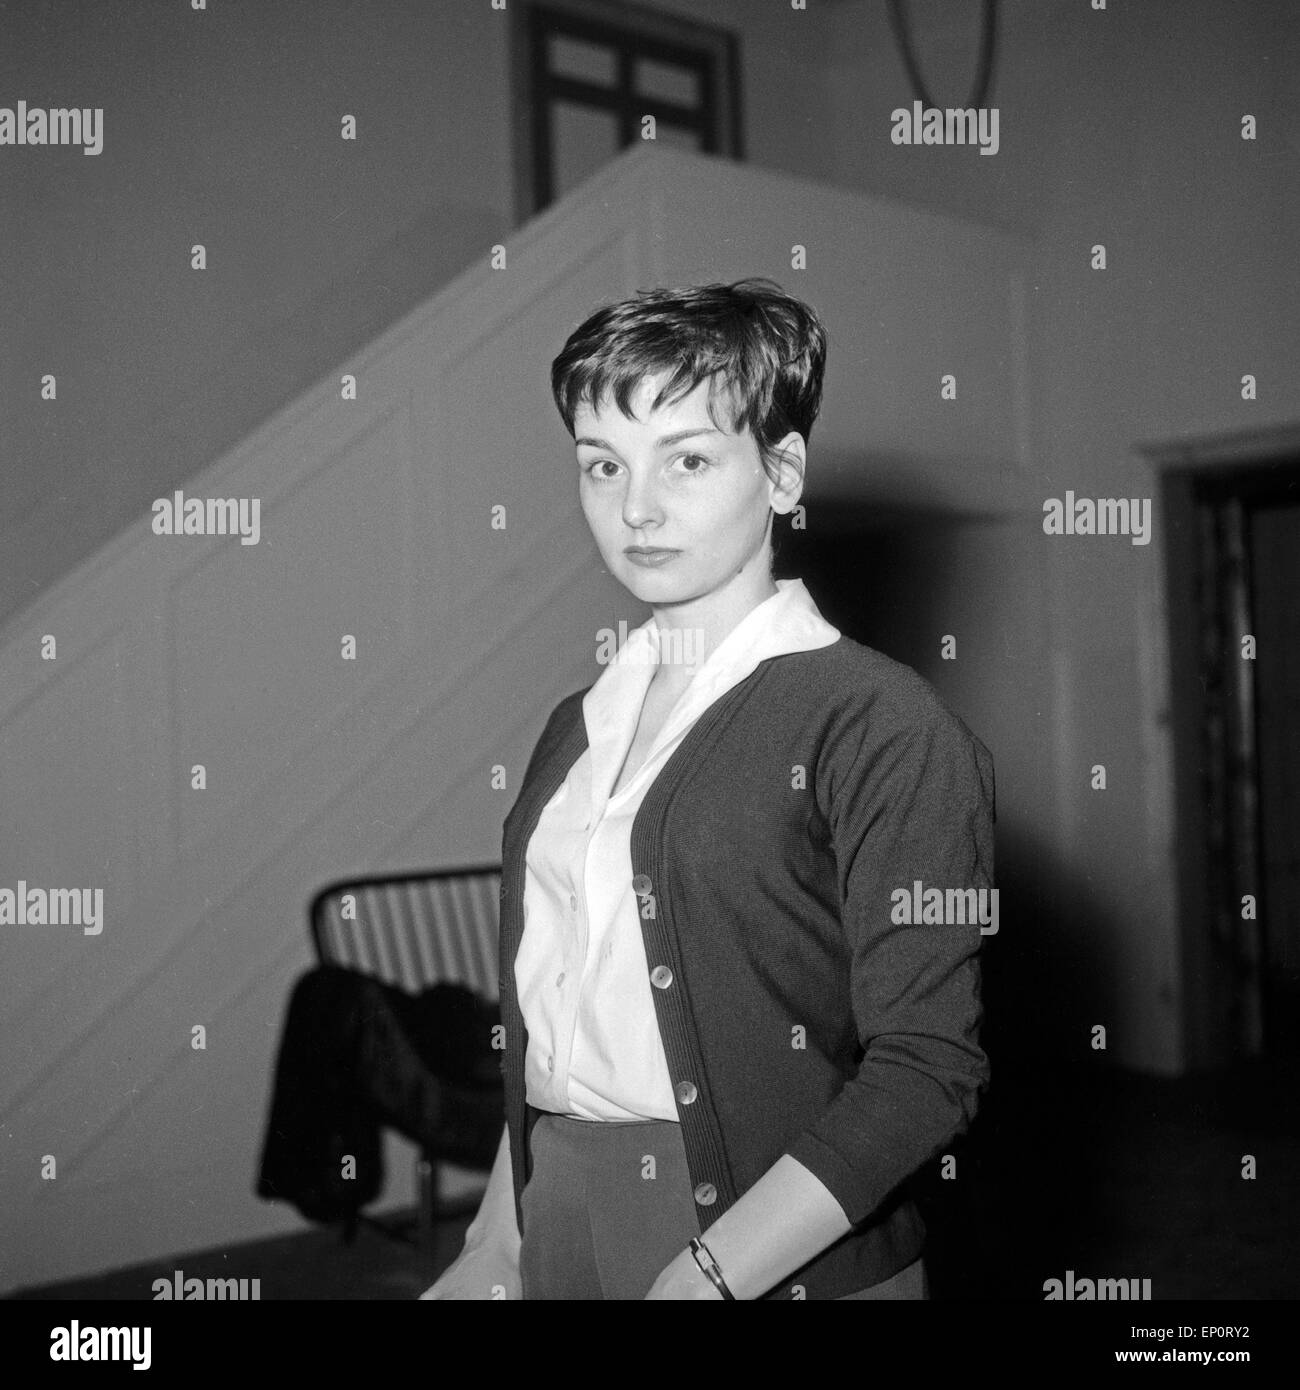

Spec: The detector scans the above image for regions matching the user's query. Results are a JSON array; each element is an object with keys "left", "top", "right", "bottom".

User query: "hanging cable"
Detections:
[{"left": 886, "top": 0, "right": 1000, "bottom": 110}]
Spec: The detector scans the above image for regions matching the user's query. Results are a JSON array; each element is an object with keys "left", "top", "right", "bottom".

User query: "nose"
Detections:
[{"left": 621, "top": 467, "right": 664, "bottom": 531}]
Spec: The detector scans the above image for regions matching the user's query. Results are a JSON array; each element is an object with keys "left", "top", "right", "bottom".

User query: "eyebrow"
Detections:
[{"left": 574, "top": 427, "right": 721, "bottom": 450}]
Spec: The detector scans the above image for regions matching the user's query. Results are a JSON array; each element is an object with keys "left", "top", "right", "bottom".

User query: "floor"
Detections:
[
  {"left": 9, "top": 1207, "right": 472, "bottom": 1302},
  {"left": 9, "top": 1060, "right": 1298, "bottom": 1301}
]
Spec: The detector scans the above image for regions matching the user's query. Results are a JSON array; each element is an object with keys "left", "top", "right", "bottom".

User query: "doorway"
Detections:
[{"left": 1158, "top": 429, "right": 1300, "bottom": 1067}]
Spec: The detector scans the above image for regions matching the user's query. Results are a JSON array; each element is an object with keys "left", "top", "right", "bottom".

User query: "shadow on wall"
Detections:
[
  {"left": 778, "top": 512, "right": 1121, "bottom": 1299},
  {"left": 932, "top": 838, "right": 1119, "bottom": 1300}
]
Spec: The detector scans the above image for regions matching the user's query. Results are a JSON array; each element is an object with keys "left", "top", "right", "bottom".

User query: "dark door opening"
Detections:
[{"left": 1161, "top": 444, "right": 1300, "bottom": 1067}]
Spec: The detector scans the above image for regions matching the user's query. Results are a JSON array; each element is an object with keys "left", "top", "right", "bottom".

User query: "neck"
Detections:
[{"left": 648, "top": 557, "right": 780, "bottom": 688}]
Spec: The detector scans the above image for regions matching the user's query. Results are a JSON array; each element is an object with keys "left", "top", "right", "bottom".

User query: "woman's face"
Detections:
[{"left": 573, "top": 373, "right": 798, "bottom": 608}]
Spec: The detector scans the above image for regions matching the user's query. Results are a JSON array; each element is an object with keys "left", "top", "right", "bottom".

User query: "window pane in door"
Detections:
[
  {"left": 635, "top": 57, "right": 701, "bottom": 107},
  {"left": 550, "top": 34, "right": 618, "bottom": 86},
  {"left": 552, "top": 100, "right": 622, "bottom": 199}
]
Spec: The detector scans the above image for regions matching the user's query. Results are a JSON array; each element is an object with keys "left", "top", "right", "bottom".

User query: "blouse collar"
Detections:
[{"left": 581, "top": 578, "right": 841, "bottom": 809}]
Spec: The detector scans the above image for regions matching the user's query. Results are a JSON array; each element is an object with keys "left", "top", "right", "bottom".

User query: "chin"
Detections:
[
  {"left": 614, "top": 567, "right": 690, "bottom": 602},
  {"left": 618, "top": 568, "right": 680, "bottom": 595}
]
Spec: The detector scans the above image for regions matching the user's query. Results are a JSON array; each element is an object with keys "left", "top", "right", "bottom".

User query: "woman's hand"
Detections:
[
  {"left": 419, "top": 1236, "right": 521, "bottom": 1301},
  {"left": 419, "top": 1124, "right": 522, "bottom": 1299},
  {"left": 644, "top": 1246, "right": 725, "bottom": 1300}
]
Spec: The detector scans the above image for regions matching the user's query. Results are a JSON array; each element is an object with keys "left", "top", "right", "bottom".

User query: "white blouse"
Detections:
[{"left": 516, "top": 578, "right": 841, "bottom": 1122}]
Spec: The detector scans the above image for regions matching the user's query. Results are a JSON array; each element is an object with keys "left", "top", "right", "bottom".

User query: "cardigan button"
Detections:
[
  {"left": 631, "top": 873, "right": 652, "bottom": 897},
  {"left": 649, "top": 965, "right": 673, "bottom": 989},
  {"left": 693, "top": 1182, "right": 717, "bottom": 1206},
  {"left": 675, "top": 1080, "right": 698, "bottom": 1105}
]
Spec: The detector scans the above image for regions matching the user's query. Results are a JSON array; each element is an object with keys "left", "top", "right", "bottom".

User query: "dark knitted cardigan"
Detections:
[{"left": 497, "top": 635, "right": 995, "bottom": 1299}]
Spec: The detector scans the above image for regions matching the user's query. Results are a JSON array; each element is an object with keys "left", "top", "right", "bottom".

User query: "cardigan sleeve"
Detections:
[{"left": 783, "top": 696, "right": 995, "bottom": 1228}]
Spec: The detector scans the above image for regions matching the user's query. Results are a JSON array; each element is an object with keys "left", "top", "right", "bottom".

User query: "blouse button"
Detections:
[
  {"left": 675, "top": 1080, "right": 698, "bottom": 1105},
  {"left": 631, "top": 874, "right": 652, "bottom": 897},
  {"left": 693, "top": 1182, "right": 717, "bottom": 1206},
  {"left": 649, "top": 965, "right": 673, "bottom": 989}
]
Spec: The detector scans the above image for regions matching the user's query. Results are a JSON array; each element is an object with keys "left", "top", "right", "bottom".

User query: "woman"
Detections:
[{"left": 422, "top": 278, "right": 994, "bottom": 1300}]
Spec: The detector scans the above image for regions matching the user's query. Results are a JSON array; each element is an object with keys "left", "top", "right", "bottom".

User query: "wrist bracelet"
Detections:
[{"left": 688, "top": 1236, "right": 735, "bottom": 1300}]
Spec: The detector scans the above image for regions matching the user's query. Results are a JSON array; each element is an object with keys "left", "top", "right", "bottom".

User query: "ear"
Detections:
[{"left": 766, "top": 433, "right": 806, "bottom": 514}]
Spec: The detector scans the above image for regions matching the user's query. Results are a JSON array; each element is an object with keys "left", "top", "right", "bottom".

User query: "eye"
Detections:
[
  {"left": 673, "top": 453, "right": 712, "bottom": 475},
  {"left": 580, "top": 458, "right": 621, "bottom": 480}
]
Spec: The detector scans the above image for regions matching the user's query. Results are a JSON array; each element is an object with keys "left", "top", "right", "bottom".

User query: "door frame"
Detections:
[{"left": 1141, "top": 421, "right": 1300, "bottom": 1069}]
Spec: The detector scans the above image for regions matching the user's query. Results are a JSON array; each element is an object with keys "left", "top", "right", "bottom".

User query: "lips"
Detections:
[{"left": 624, "top": 547, "right": 681, "bottom": 568}]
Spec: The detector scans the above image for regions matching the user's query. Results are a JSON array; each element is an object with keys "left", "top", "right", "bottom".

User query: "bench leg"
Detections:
[{"left": 416, "top": 1152, "right": 438, "bottom": 1251}]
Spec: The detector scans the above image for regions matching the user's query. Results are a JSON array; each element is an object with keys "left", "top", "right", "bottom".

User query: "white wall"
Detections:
[
  {"left": 817, "top": 0, "right": 1300, "bottom": 1073},
  {"left": 0, "top": 0, "right": 846, "bottom": 635}
]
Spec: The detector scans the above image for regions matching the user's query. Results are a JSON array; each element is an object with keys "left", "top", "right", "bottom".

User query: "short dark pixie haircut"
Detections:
[{"left": 550, "top": 278, "right": 828, "bottom": 485}]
